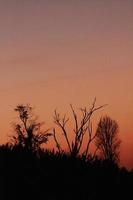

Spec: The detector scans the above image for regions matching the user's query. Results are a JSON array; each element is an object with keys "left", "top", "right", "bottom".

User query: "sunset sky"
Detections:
[{"left": 0, "top": 0, "right": 133, "bottom": 168}]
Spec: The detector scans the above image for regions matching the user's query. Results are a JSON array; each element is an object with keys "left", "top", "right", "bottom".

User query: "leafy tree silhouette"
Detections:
[
  {"left": 95, "top": 115, "right": 121, "bottom": 163},
  {"left": 10, "top": 104, "right": 52, "bottom": 151}
]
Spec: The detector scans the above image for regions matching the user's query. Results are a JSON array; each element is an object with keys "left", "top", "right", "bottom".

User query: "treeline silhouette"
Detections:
[{"left": 0, "top": 102, "right": 133, "bottom": 200}]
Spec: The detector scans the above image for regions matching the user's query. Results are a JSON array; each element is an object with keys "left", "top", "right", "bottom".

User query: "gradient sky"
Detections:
[{"left": 0, "top": 0, "right": 133, "bottom": 168}]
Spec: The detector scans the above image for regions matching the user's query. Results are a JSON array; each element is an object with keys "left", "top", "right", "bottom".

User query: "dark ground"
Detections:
[{"left": 0, "top": 145, "right": 133, "bottom": 200}]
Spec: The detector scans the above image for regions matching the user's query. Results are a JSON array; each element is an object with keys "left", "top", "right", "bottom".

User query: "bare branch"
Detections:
[
  {"left": 70, "top": 104, "right": 78, "bottom": 134},
  {"left": 53, "top": 128, "right": 62, "bottom": 153},
  {"left": 53, "top": 110, "right": 71, "bottom": 153},
  {"left": 53, "top": 99, "right": 105, "bottom": 158}
]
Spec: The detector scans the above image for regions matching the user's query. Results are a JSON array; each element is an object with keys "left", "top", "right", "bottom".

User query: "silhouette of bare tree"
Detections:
[
  {"left": 95, "top": 116, "right": 121, "bottom": 163},
  {"left": 53, "top": 99, "right": 105, "bottom": 158}
]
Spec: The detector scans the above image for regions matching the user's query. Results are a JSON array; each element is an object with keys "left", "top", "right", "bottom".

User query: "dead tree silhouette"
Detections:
[{"left": 53, "top": 99, "right": 105, "bottom": 158}]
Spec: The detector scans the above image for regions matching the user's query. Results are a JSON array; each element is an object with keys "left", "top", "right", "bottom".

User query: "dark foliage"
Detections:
[
  {"left": 9, "top": 104, "right": 52, "bottom": 151},
  {"left": 0, "top": 144, "right": 133, "bottom": 200}
]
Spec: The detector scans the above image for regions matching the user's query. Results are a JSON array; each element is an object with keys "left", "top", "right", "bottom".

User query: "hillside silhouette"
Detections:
[{"left": 0, "top": 103, "right": 133, "bottom": 200}]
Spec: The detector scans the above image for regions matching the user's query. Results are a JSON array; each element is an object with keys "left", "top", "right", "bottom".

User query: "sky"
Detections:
[{"left": 0, "top": 0, "right": 133, "bottom": 168}]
